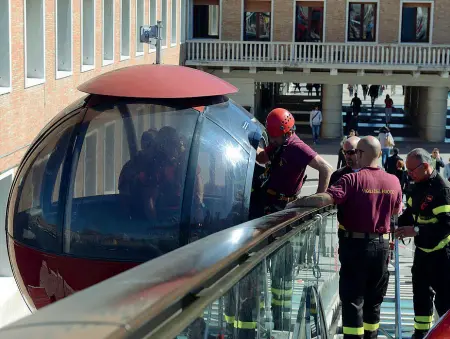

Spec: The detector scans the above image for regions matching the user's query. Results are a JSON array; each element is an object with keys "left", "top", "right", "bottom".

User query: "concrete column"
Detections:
[
  {"left": 321, "top": 84, "right": 343, "bottom": 138},
  {"left": 423, "top": 87, "right": 448, "bottom": 142},
  {"left": 403, "top": 86, "right": 411, "bottom": 114},
  {"left": 417, "top": 87, "right": 428, "bottom": 129}
]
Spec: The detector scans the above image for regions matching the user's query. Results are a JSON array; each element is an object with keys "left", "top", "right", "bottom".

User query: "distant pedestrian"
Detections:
[
  {"left": 431, "top": 148, "right": 444, "bottom": 174},
  {"left": 378, "top": 126, "right": 394, "bottom": 167},
  {"left": 362, "top": 85, "right": 368, "bottom": 100},
  {"left": 348, "top": 84, "right": 354, "bottom": 97},
  {"left": 314, "top": 84, "right": 321, "bottom": 96},
  {"left": 391, "top": 85, "right": 396, "bottom": 95},
  {"left": 310, "top": 105, "right": 322, "bottom": 144},
  {"left": 384, "top": 94, "right": 394, "bottom": 125},
  {"left": 444, "top": 158, "right": 450, "bottom": 181},
  {"left": 369, "top": 85, "right": 378, "bottom": 109}
]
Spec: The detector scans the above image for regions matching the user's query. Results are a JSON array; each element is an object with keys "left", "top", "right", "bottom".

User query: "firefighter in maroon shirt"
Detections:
[
  {"left": 253, "top": 108, "right": 332, "bottom": 331},
  {"left": 287, "top": 136, "right": 402, "bottom": 339},
  {"left": 255, "top": 108, "right": 332, "bottom": 211}
]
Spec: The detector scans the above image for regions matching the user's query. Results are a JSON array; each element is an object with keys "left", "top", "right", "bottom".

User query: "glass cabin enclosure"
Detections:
[{"left": 10, "top": 96, "right": 261, "bottom": 265}]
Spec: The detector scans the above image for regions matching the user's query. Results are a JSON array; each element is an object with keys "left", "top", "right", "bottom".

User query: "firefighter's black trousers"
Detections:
[
  {"left": 411, "top": 244, "right": 450, "bottom": 337},
  {"left": 339, "top": 236, "right": 390, "bottom": 339}
]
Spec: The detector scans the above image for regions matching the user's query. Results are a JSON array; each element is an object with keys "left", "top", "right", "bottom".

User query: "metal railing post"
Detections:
[
  {"left": 156, "top": 20, "right": 162, "bottom": 64},
  {"left": 394, "top": 238, "right": 403, "bottom": 339}
]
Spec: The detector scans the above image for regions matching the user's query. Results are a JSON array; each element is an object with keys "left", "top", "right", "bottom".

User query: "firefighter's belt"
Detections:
[
  {"left": 266, "top": 189, "right": 296, "bottom": 202},
  {"left": 338, "top": 225, "right": 389, "bottom": 240}
]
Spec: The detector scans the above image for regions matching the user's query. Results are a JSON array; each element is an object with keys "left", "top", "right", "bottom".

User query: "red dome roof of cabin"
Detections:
[{"left": 77, "top": 64, "right": 238, "bottom": 98}]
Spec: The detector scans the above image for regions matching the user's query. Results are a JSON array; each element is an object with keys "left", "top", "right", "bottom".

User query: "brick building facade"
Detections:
[
  {"left": 0, "top": 0, "right": 185, "bottom": 173},
  {"left": 1, "top": 0, "right": 449, "bottom": 174}
]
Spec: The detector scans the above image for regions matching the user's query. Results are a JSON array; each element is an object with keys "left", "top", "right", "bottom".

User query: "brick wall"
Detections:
[
  {"left": 379, "top": 0, "right": 400, "bottom": 43},
  {"left": 433, "top": 0, "right": 450, "bottom": 44},
  {"left": 273, "top": 0, "right": 293, "bottom": 41},
  {"left": 325, "top": 0, "right": 345, "bottom": 42},
  {"left": 221, "top": 0, "right": 242, "bottom": 40},
  {"left": 0, "top": 0, "right": 183, "bottom": 173}
]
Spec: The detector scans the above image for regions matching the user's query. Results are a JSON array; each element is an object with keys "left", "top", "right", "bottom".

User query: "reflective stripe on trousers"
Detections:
[{"left": 414, "top": 315, "right": 433, "bottom": 331}]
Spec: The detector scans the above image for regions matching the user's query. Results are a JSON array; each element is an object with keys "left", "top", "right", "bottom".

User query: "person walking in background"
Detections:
[
  {"left": 362, "top": 85, "right": 368, "bottom": 100},
  {"left": 384, "top": 94, "right": 394, "bottom": 126},
  {"left": 391, "top": 85, "right": 396, "bottom": 96},
  {"left": 378, "top": 126, "right": 394, "bottom": 167},
  {"left": 369, "top": 85, "right": 378, "bottom": 109},
  {"left": 348, "top": 84, "right": 354, "bottom": 97},
  {"left": 385, "top": 148, "right": 402, "bottom": 175},
  {"left": 313, "top": 83, "right": 321, "bottom": 97},
  {"left": 337, "top": 137, "right": 347, "bottom": 169},
  {"left": 444, "top": 158, "right": 450, "bottom": 181},
  {"left": 306, "top": 83, "right": 313, "bottom": 96},
  {"left": 395, "top": 159, "right": 407, "bottom": 194},
  {"left": 431, "top": 148, "right": 444, "bottom": 174},
  {"left": 350, "top": 93, "right": 362, "bottom": 133},
  {"left": 310, "top": 105, "right": 322, "bottom": 144}
]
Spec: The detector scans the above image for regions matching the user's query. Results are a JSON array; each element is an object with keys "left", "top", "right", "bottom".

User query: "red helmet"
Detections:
[{"left": 265, "top": 108, "right": 295, "bottom": 137}]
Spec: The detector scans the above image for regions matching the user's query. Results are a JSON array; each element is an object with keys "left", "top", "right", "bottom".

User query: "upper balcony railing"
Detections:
[{"left": 185, "top": 40, "right": 450, "bottom": 71}]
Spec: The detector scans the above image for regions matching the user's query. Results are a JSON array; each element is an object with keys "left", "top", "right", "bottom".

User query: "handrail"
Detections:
[
  {"left": 0, "top": 205, "right": 333, "bottom": 338},
  {"left": 185, "top": 40, "right": 450, "bottom": 70},
  {"left": 147, "top": 214, "right": 329, "bottom": 339}
]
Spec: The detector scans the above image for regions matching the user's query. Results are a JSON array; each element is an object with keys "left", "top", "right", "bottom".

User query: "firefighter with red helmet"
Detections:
[
  {"left": 253, "top": 108, "right": 332, "bottom": 331},
  {"left": 255, "top": 108, "right": 332, "bottom": 213}
]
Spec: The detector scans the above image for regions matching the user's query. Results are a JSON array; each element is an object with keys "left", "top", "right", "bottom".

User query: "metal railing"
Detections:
[
  {"left": 186, "top": 40, "right": 450, "bottom": 69},
  {"left": 0, "top": 206, "right": 339, "bottom": 339}
]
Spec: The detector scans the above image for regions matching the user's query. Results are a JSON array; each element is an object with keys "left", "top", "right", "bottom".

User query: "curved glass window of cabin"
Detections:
[
  {"left": 189, "top": 119, "right": 250, "bottom": 242},
  {"left": 12, "top": 117, "right": 81, "bottom": 252},
  {"left": 64, "top": 100, "right": 199, "bottom": 261}
]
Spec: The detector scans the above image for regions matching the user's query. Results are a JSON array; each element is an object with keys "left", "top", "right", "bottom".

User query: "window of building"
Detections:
[
  {"left": 25, "top": 0, "right": 45, "bottom": 87},
  {"left": 136, "top": 0, "right": 144, "bottom": 55},
  {"left": 104, "top": 123, "right": 116, "bottom": 194},
  {"left": 103, "top": 0, "right": 114, "bottom": 65},
  {"left": 243, "top": 0, "right": 271, "bottom": 41},
  {"left": 401, "top": 3, "right": 431, "bottom": 43},
  {"left": 347, "top": 2, "right": 377, "bottom": 42},
  {"left": 295, "top": 2, "right": 323, "bottom": 42},
  {"left": 121, "top": 0, "right": 131, "bottom": 59},
  {"left": 171, "top": 0, "right": 177, "bottom": 45},
  {"left": 81, "top": 0, "right": 95, "bottom": 71},
  {"left": 192, "top": 0, "right": 220, "bottom": 39},
  {"left": 56, "top": 0, "right": 72, "bottom": 78},
  {"left": 149, "top": 0, "right": 157, "bottom": 51},
  {"left": 180, "top": 0, "right": 186, "bottom": 42},
  {"left": 0, "top": 0, "right": 11, "bottom": 93},
  {"left": 161, "top": 0, "right": 168, "bottom": 46}
]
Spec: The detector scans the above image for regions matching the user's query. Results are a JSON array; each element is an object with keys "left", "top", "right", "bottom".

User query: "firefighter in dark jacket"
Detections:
[{"left": 395, "top": 148, "right": 450, "bottom": 339}]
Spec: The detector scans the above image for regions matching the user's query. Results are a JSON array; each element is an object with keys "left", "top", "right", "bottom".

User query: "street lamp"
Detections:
[{"left": 140, "top": 21, "right": 163, "bottom": 64}]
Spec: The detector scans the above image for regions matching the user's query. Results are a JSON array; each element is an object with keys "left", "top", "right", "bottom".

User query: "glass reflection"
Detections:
[
  {"left": 175, "top": 214, "right": 340, "bottom": 339},
  {"left": 401, "top": 5, "right": 430, "bottom": 43},
  {"left": 295, "top": 5, "right": 323, "bottom": 42},
  {"left": 67, "top": 102, "right": 199, "bottom": 260},
  {"left": 189, "top": 119, "right": 249, "bottom": 242},
  {"left": 348, "top": 3, "right": 376, "bottom": 42}
]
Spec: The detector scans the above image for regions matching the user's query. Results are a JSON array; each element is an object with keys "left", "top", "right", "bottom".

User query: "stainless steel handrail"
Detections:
[{"left": 0, "top": 206, "right": 333, "bottom": 339}]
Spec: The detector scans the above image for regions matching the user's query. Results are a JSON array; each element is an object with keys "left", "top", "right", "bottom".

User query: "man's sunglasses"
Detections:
[
  {"left": 407, "top": 162, "right": 423, "bottom": 174},
  {"left": 343, "top": 150, "right": 357, "bottom": 155}
]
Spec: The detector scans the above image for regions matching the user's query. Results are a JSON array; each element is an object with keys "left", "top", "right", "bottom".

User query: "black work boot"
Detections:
[{"left": 411, "top": 331, "right": 427, "bottom": 339}]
